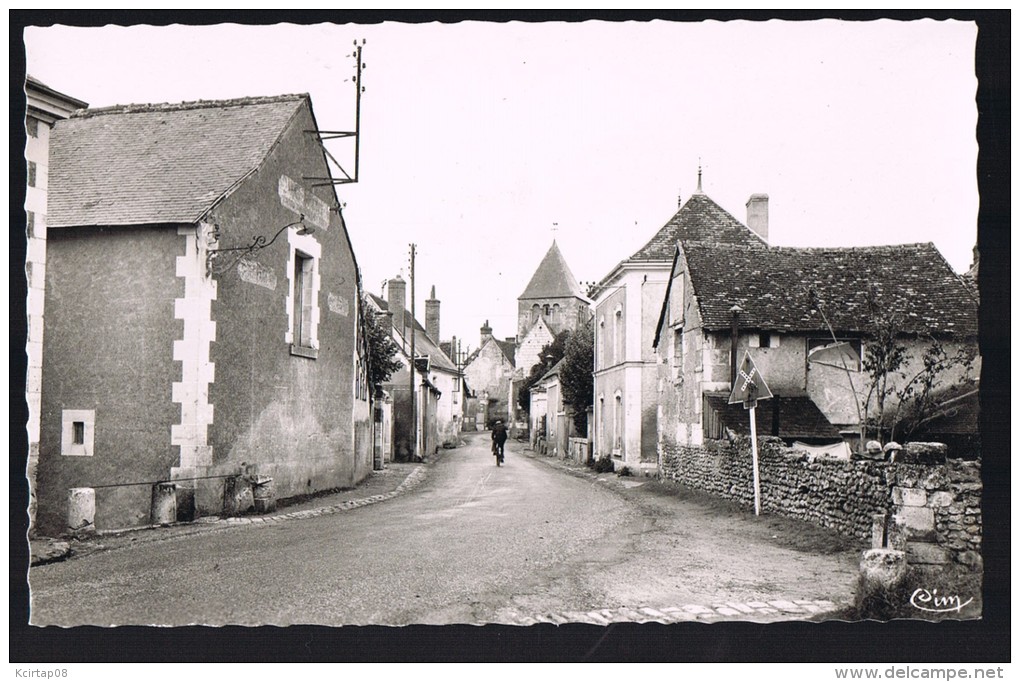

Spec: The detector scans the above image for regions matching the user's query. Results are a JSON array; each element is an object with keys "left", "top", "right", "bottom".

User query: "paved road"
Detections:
[{"left": 29, "top": 433, "right": 859, "bottom": 626}]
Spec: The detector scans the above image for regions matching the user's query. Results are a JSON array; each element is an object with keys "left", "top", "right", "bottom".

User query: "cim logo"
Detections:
[{"left": 909, "top": 588, "right": 973, "bottom": 613}]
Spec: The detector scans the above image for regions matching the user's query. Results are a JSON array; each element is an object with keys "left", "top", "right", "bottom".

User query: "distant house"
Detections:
[
  {"left": 462, "top": 320, "right": 516, "bottom": 428},
  {"left": 528, "top": 358, "right": 570, "bottom": 456},
  {"left": 24, "top": 76, "right": 87, "bottom": 533},
  {"left": 592, "top": 179, "right": 767, "bottom": 473},
  {"left": 37, "top": 94, "right": 371, "bottom": 534},
  {"left": 368, "top": 277, "right": 462, "bottom": 459},
  {"left": 653, "top": 240, "right": 979, "bottom": 461}
]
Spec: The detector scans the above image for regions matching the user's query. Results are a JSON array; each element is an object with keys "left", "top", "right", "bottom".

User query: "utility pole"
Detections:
[{"left": 409, "top": 243, "right": 418, "bottom": 460}]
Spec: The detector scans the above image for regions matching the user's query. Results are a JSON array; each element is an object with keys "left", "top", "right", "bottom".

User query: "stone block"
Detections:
[
  {"left": 893, "top": 506, "right": 935, "bottom": 534},
  {"left": 67, "top": 487, "right": 95, "bottom": 535},
  {"left": 892, "top": 487, "right": 928, "bottom": 507},
  {"left": 860, "top": 549, "right": 909, "bottom": 591},
  {"left": 902, "top": 442, "right": 947, "bottom": 465},
  {"left": 871, "top": 513, "right": 888, "bottom": 549},
  {"left": 905, "top": 541, "right": 951, "bottom": 565},
  {"left": 928, "top": 491, "right": 955, "bottom": 507}
]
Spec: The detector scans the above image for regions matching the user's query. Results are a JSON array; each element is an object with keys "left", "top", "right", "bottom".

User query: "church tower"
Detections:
[{"left": 517, "top": 240, "right": 589, "bottom": 339}]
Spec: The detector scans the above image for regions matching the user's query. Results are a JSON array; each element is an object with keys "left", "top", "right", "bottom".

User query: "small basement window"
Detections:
[{"left": 61, "top": 409, "right": 95, "bottom": 457}]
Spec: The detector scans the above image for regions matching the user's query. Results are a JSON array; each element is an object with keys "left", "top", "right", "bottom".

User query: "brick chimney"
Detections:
[
  {"left": 746, "top": 194, "right": 769, "bottom": 243},
  {"left": 425, "top": 285, "right": 440, "bottom": 342},
  {"left": 480, "top": 319, "right": 493, "bottom": 346},
  {"left": 387, "top": 275, "right": 406, "bottom": 335}
]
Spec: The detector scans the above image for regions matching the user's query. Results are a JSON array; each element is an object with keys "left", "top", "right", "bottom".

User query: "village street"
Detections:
[{"left": 29, "top": 433, "right": 861, "bottom": 627}]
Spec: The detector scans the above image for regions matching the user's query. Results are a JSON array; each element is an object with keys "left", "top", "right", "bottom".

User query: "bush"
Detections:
[
  {"left": 617, "top": 466, "right": 633, "bottom": 477},
  {"left": 592, "top": 456, "right": 614, "bottom": 473}
]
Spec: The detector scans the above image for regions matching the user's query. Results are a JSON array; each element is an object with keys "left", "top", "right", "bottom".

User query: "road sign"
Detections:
[{"left": 728, "top": 350, "right": 773, "bottom": 407}]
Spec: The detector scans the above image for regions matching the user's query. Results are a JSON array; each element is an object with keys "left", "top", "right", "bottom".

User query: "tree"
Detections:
[
  {"left": 560, "top": 318, "right": 594, "bottom": 434},
  {"left": 516, "top": 331, "right": 570, "bottom": 415},
  {"left": 361, "top": 299, "right": 403, "bottom": 392}
]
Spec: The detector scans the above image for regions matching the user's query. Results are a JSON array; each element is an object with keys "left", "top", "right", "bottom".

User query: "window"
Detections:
[
  {"left": 532, "top": 304, "right": 541, "bottom": 324},
  {"left": 27, "top": 161, "right": 37, "bottom": 188},
  {"left": 26, "top": 117, "right": 38, "bottom": 138},
  {"left": 27, "top": 211, "right": 35, "bottom": 239},
  {"left": 543, "top": 304, "right": 550, "bottom": 316},
  {"left": 614, "top": 308, "right": 624, "bottom": 365},
  {"left": 598, "top": 318, "right": 605, "bottom": 369},
  {"left": 673, "top": 329, "right": 683, "bottom": 381},
  {"left": 293, "top": 252, "right": 314, "bottom": 347},
  {"left": 61, "top": 409, "right": 95, "bottom": 457},
  {"left": 613, "top": 394, "right": 624, "bottom": 454}
]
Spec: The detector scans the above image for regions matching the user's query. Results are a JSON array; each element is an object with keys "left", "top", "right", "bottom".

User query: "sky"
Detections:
[{"left": 24, "top": 19, "right": 979, "bottom": 352}]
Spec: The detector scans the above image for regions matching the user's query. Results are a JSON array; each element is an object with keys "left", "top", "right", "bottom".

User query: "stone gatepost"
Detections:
[
  {"left": 67, "top": 487, "right": 96, "bottom": 536},
  {"left": 888, "top": 482, "right": 951, "bottom": 566}
]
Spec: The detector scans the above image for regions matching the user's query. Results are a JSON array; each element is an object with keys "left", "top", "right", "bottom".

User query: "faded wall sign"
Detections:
[
  {"left": 237, "top": 259, "right": 278, "bottom": 290},
  {"left": 328, "top": 292, "right": 349, "bottom": 316},
  {"left": 278, "top": 175, "right": 330, "bottom": 231}
]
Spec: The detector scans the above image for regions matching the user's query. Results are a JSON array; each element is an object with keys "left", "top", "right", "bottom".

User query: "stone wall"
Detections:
[
  {"left": 886, "top": 459, "right": 982, "bottom": 568},
  {"left": 659, "top": 436, "right": 982, "bottom": 568}
]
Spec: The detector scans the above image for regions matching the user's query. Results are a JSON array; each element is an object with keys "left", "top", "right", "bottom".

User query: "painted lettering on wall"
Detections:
[
  {"left": 328, "top": 292, "right": 349, "bottom": 316},
  {"left": 278, "top": 175, "right": 330, "bottom": 231},
  {"left": 237, "top": 259, "right": 278, "bottom": 290}
]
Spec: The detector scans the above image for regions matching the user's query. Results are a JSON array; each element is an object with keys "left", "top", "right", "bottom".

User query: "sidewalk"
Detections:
[{"left": 29, "top": 459, "right": 431, "bottom": 566}]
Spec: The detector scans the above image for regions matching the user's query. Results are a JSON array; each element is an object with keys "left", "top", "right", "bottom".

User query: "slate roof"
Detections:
[
  {"left": 705, "top": 394, "right": 841, "bottom": 439},
  {"left": 682, "top": 242, "right": 977, "bottom": 337},
  {"left": 367, "top": 293, "right": 458, "bottom": 373},
  {"left": 520, "top": 241, "right": 585, "bottom": 300},
  {"left": 48, "top": 94, "right": 307, "bottom": 228},
  {"left": 464, "top": 337, "right": 517, "bottom": 370},
  {"left": 628, "top": 192, "right": 766, "bottom": 263}
]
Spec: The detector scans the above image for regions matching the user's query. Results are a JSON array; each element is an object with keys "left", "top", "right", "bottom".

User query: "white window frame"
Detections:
[
  {"left": 61, "top": 409, "right": 95, "bottom": 457},
  {"left": 285, "top": 229, "right": 321, "bottom": 357}
]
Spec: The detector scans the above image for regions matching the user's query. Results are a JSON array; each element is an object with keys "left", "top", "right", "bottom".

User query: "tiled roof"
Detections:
[
  {"left": 367, "top": 293, "right": 458, "bottom": 373},
  {"left": 48, "top": 94, "right": 307, "bottom": 227},
  {"left": 495, "top": 339, "right": 517, "bottom": 367},
  {"left": 682, "top": 242, "right": 977, "bottom": 337},
  {"left": 520, "top": 241, "right": 584, "bottom": 300},
  {"left": 705, "top": 394, "right": 840, "bottom": 439},
  {"left": 628, "top": 192, "right": 766, "bottom": 263}
]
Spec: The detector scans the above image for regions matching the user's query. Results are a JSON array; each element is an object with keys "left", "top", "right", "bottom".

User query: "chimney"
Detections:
[
  {"left": 480, "top": 319, "right": 493, "bottom": 346},
  {"left": 746, "top": 193, "right": 769, "bottom": 243},
  {"left": 505, "top": 337, "right": 516, "bottom": 345},
  {"left": 387, "top": 275, "right": 406, "bottom": 335},
  {"left": 425, "top": 285, "right": 440, "bottom": 342}
]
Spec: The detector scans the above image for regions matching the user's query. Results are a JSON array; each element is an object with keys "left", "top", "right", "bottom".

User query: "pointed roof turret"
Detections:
[{"left": 519, "top": 240, "right": 584, "bottom": 300}]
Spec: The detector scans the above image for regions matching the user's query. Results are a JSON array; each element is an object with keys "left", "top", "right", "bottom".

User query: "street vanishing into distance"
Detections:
[{"left": 30, "top": 433, "right": 860, "bottom": 627}]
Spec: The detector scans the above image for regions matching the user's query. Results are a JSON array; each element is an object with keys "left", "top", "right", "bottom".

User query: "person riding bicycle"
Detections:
[{"left": 491, "top": 420, "right": 508, "bottom": 465}]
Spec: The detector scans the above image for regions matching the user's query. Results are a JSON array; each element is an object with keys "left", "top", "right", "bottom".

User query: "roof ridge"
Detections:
[{"left": 72, "top": 93, "right": 309, "bottom": 118}]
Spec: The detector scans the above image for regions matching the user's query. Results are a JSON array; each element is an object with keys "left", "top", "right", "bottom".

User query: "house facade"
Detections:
[
  {"left": 368, "top": 278, "right": 461, "bottom": 460},
  {"left": 592, "top": 183, "right": 767, "bottom": 473},
  {"left": 37, "top": 94, "right": 371, "bottom": 534},
  {"left": 24, "top": 76, "right": 87, "bottom": 533},
  {"left": 462, "top": 320, "right": 516, "bottom": 427},
  {"left": 653, "top": 241, "right": 979, "bottom": 461}
]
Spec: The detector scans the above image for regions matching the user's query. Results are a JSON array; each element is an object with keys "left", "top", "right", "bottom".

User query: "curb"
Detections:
[{"left": 30, "top": 460, "right": 434, "bottom": 565}]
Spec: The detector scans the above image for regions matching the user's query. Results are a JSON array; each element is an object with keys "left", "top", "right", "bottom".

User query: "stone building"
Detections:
[
  {"left": 653, "top": 241, "right": 979, "bottom": 460},
  {"left": 462, "top": 320, "right": 516, "bottom": 428},
  {"left": 368, "top": 279, "right": 462, "bottom": 459},
  {"left": 592, "top": 174, "right": 767, "bottom": 473},
  {"left": 24, "top": 76, "right": 87, "bottom": 534},
  {"left": 37, "top": 94, "right": 372, "bottom": 534}
]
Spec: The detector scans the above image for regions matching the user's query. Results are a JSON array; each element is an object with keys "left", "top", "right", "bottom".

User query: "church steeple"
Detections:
[{"left": 517, "top": 241, "right": 588, "bottom": 339}]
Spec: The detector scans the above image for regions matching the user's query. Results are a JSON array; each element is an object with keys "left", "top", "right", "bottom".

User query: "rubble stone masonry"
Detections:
[{"left": 659, "top": 437, "right": 981, "bottom": 567}]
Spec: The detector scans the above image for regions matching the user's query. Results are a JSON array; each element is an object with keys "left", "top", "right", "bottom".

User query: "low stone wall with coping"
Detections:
[{"left": 659, "top": 436, "right": 981, "bottom": 568}]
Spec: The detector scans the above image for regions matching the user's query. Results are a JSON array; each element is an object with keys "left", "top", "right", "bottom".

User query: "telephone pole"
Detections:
[{"left": 409, "top": 243, "right": 418, "bottom": 460}]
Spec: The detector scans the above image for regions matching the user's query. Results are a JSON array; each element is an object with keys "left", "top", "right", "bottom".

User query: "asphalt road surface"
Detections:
[{"left": 28, "top": 433, "right": 860, "bottom": 626}]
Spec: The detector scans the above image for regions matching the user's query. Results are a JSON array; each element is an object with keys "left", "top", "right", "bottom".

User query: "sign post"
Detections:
[{"left": 728, "top": 350, "right": 773, "bottom": 516}]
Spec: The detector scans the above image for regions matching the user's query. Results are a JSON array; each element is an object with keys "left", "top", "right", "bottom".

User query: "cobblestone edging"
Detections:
[
  {"left": 508, "top": 599, "right": 841, "bottom": 626},
  {"left": 210, "top": 462, "right": 431, "bottom": 526}
]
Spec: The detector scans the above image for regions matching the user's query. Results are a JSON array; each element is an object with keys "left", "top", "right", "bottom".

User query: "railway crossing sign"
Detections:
[
  {"left": 727, "top": 350, "right": 772, "bottom": 516},
  {"left": 728, "top": 350, "right": 773, "bottom": 408}
]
